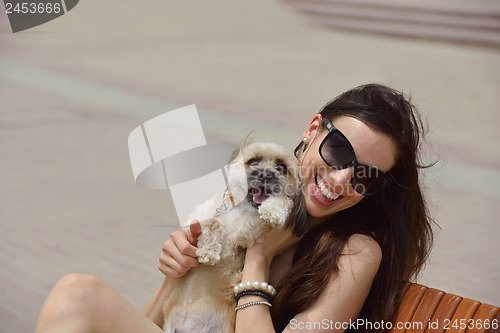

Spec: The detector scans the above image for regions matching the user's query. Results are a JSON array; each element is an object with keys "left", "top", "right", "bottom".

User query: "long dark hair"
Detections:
[{"left": 271, "top": 84, "right": 436, "bottom": 332}]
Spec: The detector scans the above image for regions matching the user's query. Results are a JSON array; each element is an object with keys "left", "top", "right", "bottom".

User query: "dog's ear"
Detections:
[
  {"left": 285, "top": 187, "right": 309, "bottom": 237},
  {"left": 227, "top": 146, "right": 242, "bottom": 164},
  {"left": 241, "top": 130, "right": 256, "bottom": 147},
  {"left": 227, "top": 131, "right": 257, "bottom": 164}
]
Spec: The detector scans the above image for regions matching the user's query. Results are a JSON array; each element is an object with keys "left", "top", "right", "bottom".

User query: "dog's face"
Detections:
[{"left": 226, "top": 142, "right": 308, "bottom": 236}]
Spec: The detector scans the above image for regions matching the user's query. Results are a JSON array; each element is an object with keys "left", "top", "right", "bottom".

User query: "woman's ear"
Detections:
[{"left": 302, "top": 114, "right": 322, "bottom": 143}]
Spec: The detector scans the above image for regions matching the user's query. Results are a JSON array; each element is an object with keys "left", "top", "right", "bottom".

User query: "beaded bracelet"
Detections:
[
  {"left": 235, "top": 289, "right": 273, "bottom": 303},
  {"left": 233, "top": 281, "right": 276, "bottom": 296},
  {"left": 235, "top": 300, "right": 272, "bottom": 312}
]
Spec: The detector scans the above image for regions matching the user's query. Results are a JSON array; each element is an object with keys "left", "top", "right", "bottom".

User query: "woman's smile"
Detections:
[{"left": 310, "top": 174, "right": 342, "bottom": 206}]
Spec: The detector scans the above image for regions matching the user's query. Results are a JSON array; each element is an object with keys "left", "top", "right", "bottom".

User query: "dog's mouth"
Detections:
[{"left": 249, "top": 187, "right": 271, "bottom": 208}]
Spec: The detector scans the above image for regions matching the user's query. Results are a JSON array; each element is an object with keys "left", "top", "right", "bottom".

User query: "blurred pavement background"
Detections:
[{"left": 1, "top": 0, "right": 499, "bottom": 332}]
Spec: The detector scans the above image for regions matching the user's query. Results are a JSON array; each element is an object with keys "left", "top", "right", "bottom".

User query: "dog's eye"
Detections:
[
  {"left": 247, "top": 158, "right": 260, "bottom": 166},
  {"left": 276, "top": 163, "right": 288, "bottom": 175}
]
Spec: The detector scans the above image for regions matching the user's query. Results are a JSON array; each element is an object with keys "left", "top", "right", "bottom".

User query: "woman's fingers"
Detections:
[
  {"left": 169, "top": 229, "right": 198, "bottom": 259},
  {"left": 187, "top": 220, "right": 201, "bottom": 246},
  {"left": 158, "top": 252, "right": 190, "bottom": 278},
  {"left": 247, "top": 227, "right": 301, "bottom": 263},
  {"left": 158, "top": 221, "right": 202, "bottom": 278}
]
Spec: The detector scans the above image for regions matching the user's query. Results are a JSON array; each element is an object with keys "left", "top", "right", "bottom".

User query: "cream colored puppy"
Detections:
[{"left": 163, "top": 142, "right": 308, "bottom": 333}]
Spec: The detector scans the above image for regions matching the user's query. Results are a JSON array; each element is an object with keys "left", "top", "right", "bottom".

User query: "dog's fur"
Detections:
[{"left": 162, "top": 142, "right": 308, "bottom": 333}]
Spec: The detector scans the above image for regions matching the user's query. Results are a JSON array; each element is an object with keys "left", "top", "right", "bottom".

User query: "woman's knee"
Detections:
[
  {"left": 53, "top": 273, "right": 106, "bottom": 306},
  {"left": 36, "top": 273, "right": 108, "bottom": 331}
]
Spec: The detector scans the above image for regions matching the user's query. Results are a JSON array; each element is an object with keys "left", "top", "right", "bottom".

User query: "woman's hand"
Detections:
[
  {"left": 158, "top": 221, "right": 202, "bottom": 278},
  {"left": 245, "top": 227, "right": 301, "bottom": 268}
]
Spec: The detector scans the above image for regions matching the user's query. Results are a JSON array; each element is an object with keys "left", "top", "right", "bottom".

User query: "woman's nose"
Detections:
[{"left": 327, "top": 167, "right": 353, "bottom": 193}]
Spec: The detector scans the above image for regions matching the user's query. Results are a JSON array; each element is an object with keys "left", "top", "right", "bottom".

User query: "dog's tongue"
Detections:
[{"left": 253, "top": 192, "right": 269, "bottom": 205}]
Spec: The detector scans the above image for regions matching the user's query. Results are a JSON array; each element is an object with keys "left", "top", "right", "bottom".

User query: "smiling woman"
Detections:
[{"left": 269, "top": 84, "right": 434, "bottom": 332}]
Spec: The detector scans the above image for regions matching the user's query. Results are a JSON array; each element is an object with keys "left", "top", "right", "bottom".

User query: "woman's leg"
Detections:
[{"left": 34, "top": 273, "right": 164, "bottom": 333}]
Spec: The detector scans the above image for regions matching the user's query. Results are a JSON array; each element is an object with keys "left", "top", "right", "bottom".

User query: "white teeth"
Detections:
[{"left": 316, "top": 176, "right": 340, "bottom": 200}]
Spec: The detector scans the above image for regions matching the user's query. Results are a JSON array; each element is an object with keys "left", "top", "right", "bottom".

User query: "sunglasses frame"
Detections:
[{"left": 319, "top": 117, "right": 392, "bottom": 196}]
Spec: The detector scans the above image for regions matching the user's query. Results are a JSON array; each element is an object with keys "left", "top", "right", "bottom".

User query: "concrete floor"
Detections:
[{"left": 1, "top": 0, "right": 499, "bottom": 332}]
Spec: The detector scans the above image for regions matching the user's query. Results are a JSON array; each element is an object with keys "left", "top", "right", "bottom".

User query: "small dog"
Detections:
[{"left": 163, "top": 142, "right": 308, "bottom": 333}]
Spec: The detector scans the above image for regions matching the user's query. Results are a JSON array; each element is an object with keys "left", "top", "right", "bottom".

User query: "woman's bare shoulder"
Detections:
[{"left": 340, "top": 234, "right": 382, "bottom": 270}]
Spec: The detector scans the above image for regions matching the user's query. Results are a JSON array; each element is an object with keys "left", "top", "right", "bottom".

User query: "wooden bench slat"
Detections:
[
  {"left": 406, "top": 288, "right": 445, "bottom": 333},
  {"left": 425, "top": 293, "right": 463, "bottom": 333},
  {"left": 437, "top": 298, "right": 480, "bottom": 333},
  {"left": 390, "top": 284, "right": 428, "bottom": 333},
  {"left": 466, "top": 304, "right": 500, "bottom": 333}
]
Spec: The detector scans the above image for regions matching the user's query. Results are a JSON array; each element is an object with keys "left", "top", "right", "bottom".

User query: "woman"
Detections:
[{"left": 35, "top": 84, "right": 434, "bottom": 333}]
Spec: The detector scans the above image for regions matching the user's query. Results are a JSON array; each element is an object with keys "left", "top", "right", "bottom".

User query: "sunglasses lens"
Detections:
[
  {"left": 352, "top": 165, "right": 390, "bottom": 195},
  {"left": 318, "top": 122, "right": 391, "bottom": 196},
  {"left": 320, "top": 131, "right": 355, "bottom": 168}
]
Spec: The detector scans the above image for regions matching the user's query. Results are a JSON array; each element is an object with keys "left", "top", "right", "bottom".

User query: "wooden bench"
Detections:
[{"left": 390, "top": 283, "right": 500, "bottom": 333}]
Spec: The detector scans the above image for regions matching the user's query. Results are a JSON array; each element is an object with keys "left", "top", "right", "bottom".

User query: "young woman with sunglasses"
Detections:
[{"left": 35, "top": 84, "right": 434, "bottom": 333}]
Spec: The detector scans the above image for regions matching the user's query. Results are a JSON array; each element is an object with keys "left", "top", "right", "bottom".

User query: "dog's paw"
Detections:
[
  {"left": 196, "top": 243, "right": 222, "bottom": 266},
  {"left": 259, "top": 211, "right": 282, "bottom": 227},
  {"left": 258, "top": 196, "right": 293, "bottom": 227},
  {"left": 258, "top": 200, "right": 289, "bottom": 227}
]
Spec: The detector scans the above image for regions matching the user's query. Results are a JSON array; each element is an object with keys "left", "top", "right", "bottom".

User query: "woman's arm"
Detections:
[
  {"left": 234, "top": 228, "right": 299, "bottom": 333},
  {"left": 283, "top": 234, "right": 382, "bottom": 333},
  {"left": 234, "top": 247, "right": 275, "bottom": 333},
  {"left": 235, "top": 232, "right": 382, "bottom": 333},
  {"left": 142, "top": 277, "right": 173, "bottom": 327},
  {"left": 143, "top": 222, "right": 202, "bottom": 327}
]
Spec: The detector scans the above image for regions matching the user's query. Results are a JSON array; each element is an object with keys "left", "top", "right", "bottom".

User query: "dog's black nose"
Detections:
[
  {"left": 263, "top": 170, "right": 275, "bottom": 179},
  {"left": 251, "top": 169, "right": 276, "bottom": 180}
]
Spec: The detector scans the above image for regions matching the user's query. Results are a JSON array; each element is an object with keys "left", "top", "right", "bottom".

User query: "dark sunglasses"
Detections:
[{"left": 319, "top": 117, "right": 392, "bottom": 196}]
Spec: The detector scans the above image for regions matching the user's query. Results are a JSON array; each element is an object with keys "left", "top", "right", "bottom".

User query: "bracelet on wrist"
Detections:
[
  {"left": 235, "top": 300, "right": 272, "bottom": 312},
  {"left": 233, "top": 281, "right": 276, "bottom": 296},
  {"left": 235, "top": 289, "right": 273, "bottom": 303}
]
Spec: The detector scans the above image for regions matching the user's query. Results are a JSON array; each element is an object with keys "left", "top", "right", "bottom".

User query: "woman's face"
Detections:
[{"left": 299, "top": 114, "right": 397, "bottom": 221}]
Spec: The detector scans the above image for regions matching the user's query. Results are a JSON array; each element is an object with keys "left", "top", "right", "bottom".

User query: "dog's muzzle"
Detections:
[{"left": 247, "top": 169, "right": 282, "bottom": 208}]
